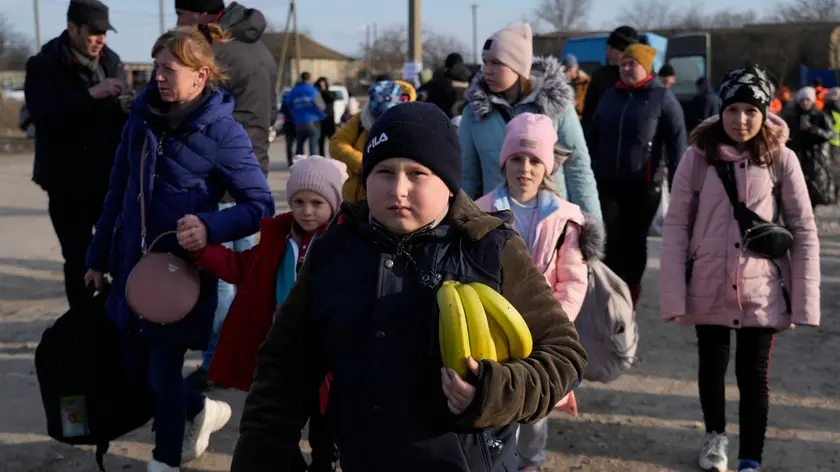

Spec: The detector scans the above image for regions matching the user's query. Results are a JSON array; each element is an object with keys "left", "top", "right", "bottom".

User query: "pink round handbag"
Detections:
[{"left": 125, "top": 140, "right": 200, "bottom": 325}]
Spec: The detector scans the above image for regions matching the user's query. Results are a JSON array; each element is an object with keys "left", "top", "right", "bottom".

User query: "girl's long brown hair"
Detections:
[{"left": 689, "top": 119, "right": 781, "bottom": 167}]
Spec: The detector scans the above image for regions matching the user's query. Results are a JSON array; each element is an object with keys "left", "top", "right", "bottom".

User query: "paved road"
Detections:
[{"left": 1, "top": 145, "right": 839, "bottom": 471}]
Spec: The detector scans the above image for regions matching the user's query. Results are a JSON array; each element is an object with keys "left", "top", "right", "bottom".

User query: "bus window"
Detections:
[{"left": 668, "top": 56, "right": 706, "bottom": 97}]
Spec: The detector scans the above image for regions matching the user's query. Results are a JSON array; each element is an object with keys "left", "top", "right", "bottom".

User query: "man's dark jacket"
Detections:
[
  {"left": 685, "top": 78, "right": 721, "bottom": 132},
  {"left": 418, "top": 63, "right": 472, "bottom": 118},
  {"left": 581, "top": 64, "right": 620, "bottom": 133},
  {"left": 587, "top": 77, "right": 687, "bottom": 187},
  {"left": 214, "top": 2, "right": 277, "bottom": 176},
  {"left": 25, "top": 32, "right": 127, "bottom": 195}
]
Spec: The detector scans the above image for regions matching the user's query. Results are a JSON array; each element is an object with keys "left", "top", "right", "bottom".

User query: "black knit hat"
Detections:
[
  {"left": 174, "top": 0, "right": 225, "bottom": 14},
  {"left": 607, "top": 26, "right": 639, "bottom": 51},
  {"left": 719, "top": 65, "right": 775, "bottom": 117},
  {"left": 658, "top": 64, "right": 675, "bottom": 77},
  {"left": 362, "top": 102, "right": 462, "bottom": 194}
]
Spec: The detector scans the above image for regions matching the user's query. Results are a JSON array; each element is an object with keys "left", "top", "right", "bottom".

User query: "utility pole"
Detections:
[
  {"left": 276, "top": 1, "right": 295, "bottom": 92},
  {"left": 471, "top": 4, "right": 478, "bottom": 65},
  {"left": 33, "top": 0, "right": 42, "bottom": 49},
  {"left": 292, "top": 0, "right": 302, "bottom": 82},
  {"left": 159, "top": 0, "right": 165, "bottom": 35},
  {"left": 365, "top": 24, "right": 371, "bottom": 68},
  {"left": 406, "top": 0, "right": 422, "bottom": 83}
]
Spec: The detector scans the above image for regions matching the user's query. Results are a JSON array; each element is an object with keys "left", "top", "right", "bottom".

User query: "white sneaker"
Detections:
[
  {"left": 698, "top": 432, "right": 729, "bottom": 472},
  {"left": 147, "top": 459, "right": 180, "bottom": 472},
  {"left": 181, "top": 398, "right": 232, "bottom": 462}
]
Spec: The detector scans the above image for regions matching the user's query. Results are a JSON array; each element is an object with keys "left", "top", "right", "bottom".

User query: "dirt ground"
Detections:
[{"left": 1, "top": 147, "right": 838, "bottom": 471}]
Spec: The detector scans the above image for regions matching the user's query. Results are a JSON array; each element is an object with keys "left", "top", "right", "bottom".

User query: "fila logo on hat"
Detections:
[{"left": 367, "top": 132, "right": 388, "bottom": 153}]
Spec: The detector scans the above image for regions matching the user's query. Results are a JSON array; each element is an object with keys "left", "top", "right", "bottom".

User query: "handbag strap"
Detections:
[
  {"left": 138, "top": 137, "right": 177, "bottom": 253},
  {"left": 139, "top": 138, "right": 149, "bottom": 252},
  {"left": 713, "top": 162, "right": 742, "bottom": 214}
]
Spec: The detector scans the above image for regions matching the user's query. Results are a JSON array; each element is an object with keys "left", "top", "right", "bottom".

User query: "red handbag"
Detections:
[{"left": 125, "top": 139, "right": 200, "bottom": 325}]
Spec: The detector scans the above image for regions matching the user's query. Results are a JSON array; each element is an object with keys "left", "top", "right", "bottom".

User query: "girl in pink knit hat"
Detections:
[
  {"left": 475, "top": 112, "right": 605, "bottom": 472},
  {"left": 181, "top": 154, "right": 348, "bottom": 472}
]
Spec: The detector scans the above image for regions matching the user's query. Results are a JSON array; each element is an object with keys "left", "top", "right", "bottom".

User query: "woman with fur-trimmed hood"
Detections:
[{"left": 459, "top": 22, "right": 602, "bottom": 220}]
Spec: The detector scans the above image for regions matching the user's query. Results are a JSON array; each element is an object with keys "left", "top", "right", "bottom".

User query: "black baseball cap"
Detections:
[{"left": 67, "top": 0, "right": 116, "bottom": 34}]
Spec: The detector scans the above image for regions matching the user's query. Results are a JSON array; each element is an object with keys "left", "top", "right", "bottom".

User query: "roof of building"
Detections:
[{"left": 263, "top": 33, "right": 356, "bottom": 62}]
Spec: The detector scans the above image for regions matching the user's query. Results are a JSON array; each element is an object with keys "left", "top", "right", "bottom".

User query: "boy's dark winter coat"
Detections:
[{"left": 231, "top": 191, "right": 587, "bottom": 472}]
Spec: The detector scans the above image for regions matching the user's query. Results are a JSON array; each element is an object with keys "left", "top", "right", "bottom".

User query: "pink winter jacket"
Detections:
[
  {"left": 476, "top": 187, "right": 604, "bottom": 321},
  {"left": 659, "top": 114, "right": 820, "bottom": 330}
]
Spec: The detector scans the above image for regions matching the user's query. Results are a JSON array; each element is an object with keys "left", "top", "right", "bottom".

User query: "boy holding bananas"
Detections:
[{"left": 231, "top": 102, "right": 587, "bottom": 472}]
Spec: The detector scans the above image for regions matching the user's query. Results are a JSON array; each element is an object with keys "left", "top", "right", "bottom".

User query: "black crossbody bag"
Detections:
[{"left": 713, "top": 162, "right": 793, "bottom": 259}]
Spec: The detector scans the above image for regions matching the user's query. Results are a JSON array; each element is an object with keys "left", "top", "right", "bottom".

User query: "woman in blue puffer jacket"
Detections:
[
  {"left": 84, "top": 25, "right": 274, "bottom": 472},
  {"left": 459, "top": 22, "right": 601, "bottom": 219}
]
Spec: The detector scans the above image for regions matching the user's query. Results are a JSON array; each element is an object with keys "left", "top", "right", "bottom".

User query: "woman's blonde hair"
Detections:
[{"left": 151, "top": 24, "right": 230, "bottom": 86}]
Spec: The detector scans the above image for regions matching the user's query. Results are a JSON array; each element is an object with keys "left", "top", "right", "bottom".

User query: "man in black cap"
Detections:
[
  {"left": 581, "top": 25, "right": 639, "bottom": 131},
  {"left": 175, "top": 0, "right": 278, "bottom": 393},
  {"left": 24, "top": 0, "right": 129, "bottom": 311},
  {"left": 658, "top": 64, "right": 676, "bottom": 88},
  {"left": 176, "top": 0, "right": 277, "bottom": 176},
  {"left": 417, "top": 52, "right": 472, "bottom": 118}
]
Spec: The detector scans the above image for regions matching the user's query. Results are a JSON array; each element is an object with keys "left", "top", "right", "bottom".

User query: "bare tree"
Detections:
[
  {"left": 617, "top": 0, "right": 674, "bottom": 30},
  {"left": 422, "top": 31, "right": 470, "bottom": 70},
  {"left": 705, "top": 10, "right": 756, "bottom": 28},
  {"left": 774, "top": 0, "right": 840, "bottom": 21},
  {"left": 618, "top": 1, "right": 758, "bottom": 31},
  {"left": 534, "top": 0, "right": 591, "bottom": 32},
  {"left": 360, "top": 26, "right": 470, "bottom": 76},
  {"left": 0, "top": 15, "right": 32, "bottom": 70}
]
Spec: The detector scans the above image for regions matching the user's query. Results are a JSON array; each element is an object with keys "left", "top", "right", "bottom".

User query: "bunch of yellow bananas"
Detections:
[{"left": 437, "top": 281, "right": 533, "bottom": 379}]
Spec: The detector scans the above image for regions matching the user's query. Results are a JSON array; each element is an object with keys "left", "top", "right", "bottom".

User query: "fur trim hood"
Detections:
[
  {"left": 578, "top": 213, "right": 606, "bottom": 262},
  {"left": 465, "top": 56, "right": 574, "bottom": 121}
]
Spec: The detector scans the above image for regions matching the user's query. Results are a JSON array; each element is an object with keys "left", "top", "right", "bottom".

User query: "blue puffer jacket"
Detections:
[
  {"left": 587, "top": 77, "right": 687, "bottom": 186},
  {"left": 459, "top": 56, "right": 602, "bottom": 220},
  {"left": 86, "top": 85, "right": 275, "bottom": 349}
]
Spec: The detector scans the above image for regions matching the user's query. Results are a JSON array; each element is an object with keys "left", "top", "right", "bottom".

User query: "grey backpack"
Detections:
[{"left": 575, "top": 260, "right": 639, "bottom": 383}]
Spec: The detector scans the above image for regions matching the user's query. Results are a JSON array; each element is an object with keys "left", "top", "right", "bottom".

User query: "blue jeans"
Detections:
[
  {"left": 200, "top": 202, "right": 257, "bottom": 371},
  {"left": 296, "top": 122, "right": 321, "bottom": 156},
  {"left": 124, "top": 338, "right": 205, "bottom": 467}
]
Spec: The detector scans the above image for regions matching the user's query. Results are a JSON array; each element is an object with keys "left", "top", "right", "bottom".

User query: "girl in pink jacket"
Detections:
[
  {"left": 476, "top": 112, "right": 604, "bottom": 472},
  {"left": 660, "top": 66, "right": 820, "bottom": 472}
]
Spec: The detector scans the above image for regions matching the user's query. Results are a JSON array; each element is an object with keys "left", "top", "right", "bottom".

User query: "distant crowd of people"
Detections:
[{"left": 25, "top": 2, "right": 824, "bottom": 472}]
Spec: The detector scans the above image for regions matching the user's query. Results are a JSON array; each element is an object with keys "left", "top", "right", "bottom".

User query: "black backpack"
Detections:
[{"left": 34, "top": 284, "right": 153, "bottom": 471}]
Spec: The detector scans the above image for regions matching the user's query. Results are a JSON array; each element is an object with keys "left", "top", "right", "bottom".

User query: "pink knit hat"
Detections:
[
  {"left": 287, "top": 155, "right": 349, "bottom": 212},
  {"left": 499, "top": 113, "right": 558, "bottom": 174}
]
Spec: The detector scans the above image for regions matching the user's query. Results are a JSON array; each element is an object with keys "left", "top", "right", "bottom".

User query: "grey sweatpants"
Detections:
[{"left": 516, "top": 418, "right": 549, "bottom": 468}]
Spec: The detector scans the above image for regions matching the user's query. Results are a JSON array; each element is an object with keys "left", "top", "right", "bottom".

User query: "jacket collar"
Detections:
[
  {"left": 616, "top": 75, "right": 655, "bottom": 90},
  {"left": 133, "top": 83, "right": 235, "bottom": 133},
  {"left": 489, "top": 185, "right": 566, "bottom": 224},
  {"left": 465, "top": 56, "right": 574, "bottom": 121},
  {"left": 42, "top": 31, "right": 123, "bottom": 78}
]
